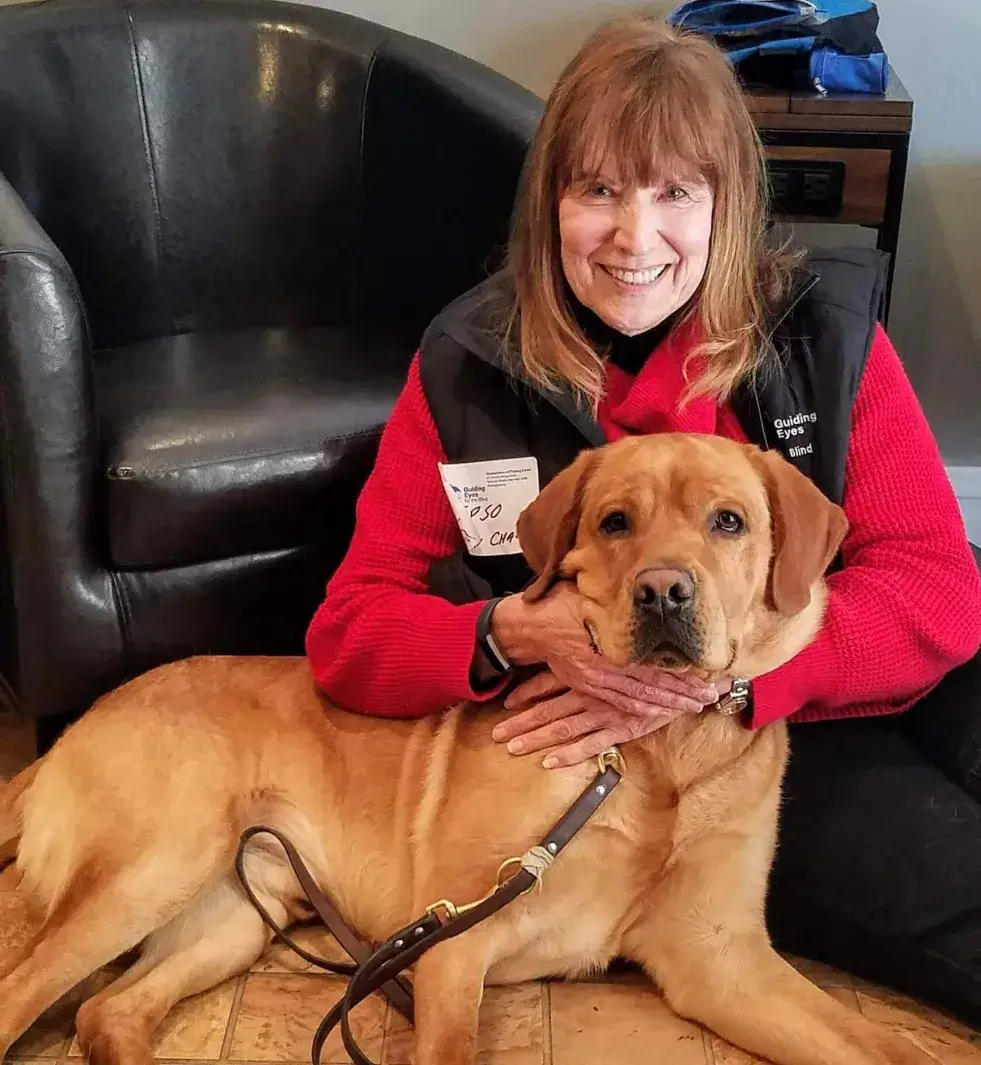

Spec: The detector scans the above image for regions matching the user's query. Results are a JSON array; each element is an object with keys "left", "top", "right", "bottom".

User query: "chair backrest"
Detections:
[{"left": 0, "top": 0, "right": 541, "bottom": 349}]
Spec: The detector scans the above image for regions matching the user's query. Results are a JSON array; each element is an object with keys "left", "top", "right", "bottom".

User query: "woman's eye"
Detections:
[
  {"left": 712, "top": 509, "right": 745, "bottom": 535},
  {"left": 600, "top": 511, "right": 631, "bottom": 535},
  {"left": 664, "top": 185, "right": 691, "bottom": 203},
  {"left": 587, "top": 182, "right": 613, "bottom": 198}
]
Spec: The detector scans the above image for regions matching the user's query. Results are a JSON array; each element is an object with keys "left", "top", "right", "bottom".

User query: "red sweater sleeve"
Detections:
[
  {"left": 304, "top": 355, "right": 505, "bottom": 717},
  {"left": 751, "top": 325, "right": 981, "bottom": 727}
]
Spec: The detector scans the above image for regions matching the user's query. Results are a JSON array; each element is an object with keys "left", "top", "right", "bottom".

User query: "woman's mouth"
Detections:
[{"left": 602, "top": 264, "right": 669, "bottom": 286}]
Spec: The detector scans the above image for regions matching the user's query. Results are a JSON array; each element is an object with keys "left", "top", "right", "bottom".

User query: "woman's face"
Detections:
[{"left": 558, "top": 167, "right": 714, "bottom": 336}]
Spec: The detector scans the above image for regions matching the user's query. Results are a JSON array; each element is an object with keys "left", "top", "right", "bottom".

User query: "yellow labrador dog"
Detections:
[{"left": 0, "top": 434, "right": 938, "bottom": 1065}]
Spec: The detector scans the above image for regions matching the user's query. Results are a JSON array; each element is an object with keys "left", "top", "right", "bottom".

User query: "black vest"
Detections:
[{"left": 418, "top": 247, "right": 888, "bottom": 604}]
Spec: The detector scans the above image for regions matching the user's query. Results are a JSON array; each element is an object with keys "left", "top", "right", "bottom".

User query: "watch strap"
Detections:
[{"left": 476, "top": 598, "right": 512, "bottom": 676}]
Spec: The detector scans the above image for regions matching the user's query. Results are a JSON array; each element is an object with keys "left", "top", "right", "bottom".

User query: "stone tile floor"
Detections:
[{"left": 3, "top": 712, "right": 979, "bottom": 1064}]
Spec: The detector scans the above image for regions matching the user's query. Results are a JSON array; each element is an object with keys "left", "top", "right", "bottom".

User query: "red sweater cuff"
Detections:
[
  {"left": 424, "top": 598, "right": 506, "bottom": 705},
  {"left": 748, "top": 631, "right": 840, "bottom": 728},
  {"left": 308, "top": 595, "right": 509, "bottom": 717}
]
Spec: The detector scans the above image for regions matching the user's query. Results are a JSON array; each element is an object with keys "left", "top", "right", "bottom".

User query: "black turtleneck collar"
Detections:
[{"left": 568, "top": 290, "right": 678, "bottom": 376}]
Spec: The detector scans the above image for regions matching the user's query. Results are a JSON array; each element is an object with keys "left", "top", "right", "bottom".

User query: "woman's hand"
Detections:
[
  {"left": 489, "top": 582, "right": 594, "bottom": 667},
  {"left": 492, "top": 665, "right": 721, "bottom": 769}
]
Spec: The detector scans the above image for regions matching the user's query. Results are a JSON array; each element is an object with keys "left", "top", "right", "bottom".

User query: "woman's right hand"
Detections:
[
  {"left": 490, "top": 582, "right": 595, "bottom": 670},
  {"left": 487, "top": 582, "right": 720, "bottom": 762},
  {"left": 490, "top": 584, "right": 716, "bottom": 709}
]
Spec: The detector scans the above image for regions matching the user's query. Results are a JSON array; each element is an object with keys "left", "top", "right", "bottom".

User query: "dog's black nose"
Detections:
[{"left": 633, "top": 567, "right": 696, "bottom": 615}]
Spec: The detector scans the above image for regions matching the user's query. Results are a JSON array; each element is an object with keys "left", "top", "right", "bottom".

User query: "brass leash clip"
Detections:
[{"left": 597, "top": 745, "right": 626, "bottom": 776}]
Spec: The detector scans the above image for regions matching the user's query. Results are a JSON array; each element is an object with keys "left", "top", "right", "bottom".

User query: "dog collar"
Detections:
[{"left": 713, "top": 677, "right": 752, "bottom": 718}]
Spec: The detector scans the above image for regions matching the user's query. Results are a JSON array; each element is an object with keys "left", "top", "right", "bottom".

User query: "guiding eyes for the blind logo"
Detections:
[
  {"left": 773, "top": 411, "right": 817, "bottom": 462},
  {"left": 438, "top": 458, "right": 541, "bottom": 558}
]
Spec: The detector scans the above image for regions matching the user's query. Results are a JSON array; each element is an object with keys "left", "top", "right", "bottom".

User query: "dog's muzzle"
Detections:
[{"left": 631, "top": 566, "right": 703, "bottom": 667}]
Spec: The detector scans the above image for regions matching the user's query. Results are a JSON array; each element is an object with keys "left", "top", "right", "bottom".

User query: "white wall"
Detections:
[
  {"left": 303, "top": 0, "right": 668, "bottom": 98},
  {"left": 874, "top": 0, "right": 981, "bottom": 469}
]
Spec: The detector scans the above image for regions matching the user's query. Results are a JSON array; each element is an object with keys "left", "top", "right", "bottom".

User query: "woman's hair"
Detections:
[{"left": 502, "top": 15, "right": 802, "bottom": 409}]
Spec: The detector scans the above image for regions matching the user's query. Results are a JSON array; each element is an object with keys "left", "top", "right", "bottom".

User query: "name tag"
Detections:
[{"left": 438, "top": 457, "right": 540, "bottom": 557}]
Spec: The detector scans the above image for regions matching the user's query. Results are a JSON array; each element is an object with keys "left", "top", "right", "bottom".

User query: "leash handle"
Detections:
[{"left": 235, "top": 827, "right": 415, "bottom": 1019}]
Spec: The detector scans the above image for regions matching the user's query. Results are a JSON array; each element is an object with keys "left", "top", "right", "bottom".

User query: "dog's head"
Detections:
[{"left": 516, "top": 434, "right": 847, "bottom": 681}]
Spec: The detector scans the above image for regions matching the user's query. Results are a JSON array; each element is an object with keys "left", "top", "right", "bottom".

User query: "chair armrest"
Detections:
[{"left": 0, "top": 170, "right": 123, "bottom": 718}]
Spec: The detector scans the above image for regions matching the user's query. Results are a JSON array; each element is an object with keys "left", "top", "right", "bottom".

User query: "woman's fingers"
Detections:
[
  {"left": 579, "top": 679, "right": 708, "bottom": 716},
  {"left": 582, "top": 667, "right": 716, "bottom": 709},
  {"left": 499, "top": 701, "right": 620, "bottom": 756},
  {"left": 540, "top": 708, "right": 681, "bottom": 769},
  {"left": 624, "top": 665, "right": 718, "bottom": 700},
  {"left": 503, "top": 670, "right": 567, "bottom": 711},
  {"left": 492, "top": 689, "right": 585, "bottom": 745}
]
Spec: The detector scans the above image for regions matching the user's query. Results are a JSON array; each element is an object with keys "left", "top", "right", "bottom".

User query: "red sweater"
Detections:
[{"left": 305, "top": 323, "right": 981, "bottom": 728}]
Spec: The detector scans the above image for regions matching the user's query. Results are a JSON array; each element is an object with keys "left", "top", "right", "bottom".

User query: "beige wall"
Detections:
[{"left": 313, "top": 0, "right": 672, "bottom": 97}]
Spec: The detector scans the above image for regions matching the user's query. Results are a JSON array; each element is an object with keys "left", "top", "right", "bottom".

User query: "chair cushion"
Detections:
[{"left": 95, "top": 327, "right": 415, "bottom": 569}]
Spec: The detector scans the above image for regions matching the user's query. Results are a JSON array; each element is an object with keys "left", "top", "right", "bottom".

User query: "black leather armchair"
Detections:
[{"left": 0, "top": 0, "right": 542, "bottom": 747}]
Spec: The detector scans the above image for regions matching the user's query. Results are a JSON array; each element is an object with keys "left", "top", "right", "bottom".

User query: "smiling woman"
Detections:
[
  {"left": 506, "top": 17, "right": 801, "bottom": 406},
  {"left": 305, "top": 12, "right": 981, "bottom": 1031}
]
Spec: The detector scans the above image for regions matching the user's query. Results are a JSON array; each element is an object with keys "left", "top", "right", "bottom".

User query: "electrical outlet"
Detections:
[{"left": 765, "top": 159, "right": 845, "bottom": 217}]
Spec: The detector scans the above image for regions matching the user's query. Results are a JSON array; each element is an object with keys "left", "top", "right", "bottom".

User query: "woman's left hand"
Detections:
[{"left": 492, "top": 667, "right": 722, "bottom": 769}]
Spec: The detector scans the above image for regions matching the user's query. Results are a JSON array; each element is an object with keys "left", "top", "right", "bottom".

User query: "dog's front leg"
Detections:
[
  {"left": 410, "top": 938, "right": 489, "bottom": 1065},
  {"left": 626, "top": 842, "right": 940, "bottom": 1065}
]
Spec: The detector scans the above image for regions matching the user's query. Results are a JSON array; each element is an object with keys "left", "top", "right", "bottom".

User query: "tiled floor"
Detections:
[{"left": 3, "top": 712, "right": 981, "bottom": 1065}]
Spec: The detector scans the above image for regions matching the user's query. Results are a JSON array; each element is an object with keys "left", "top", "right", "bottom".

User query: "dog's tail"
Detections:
[{"left": 0, "top": 761, "right": 39, "bottom": 868}]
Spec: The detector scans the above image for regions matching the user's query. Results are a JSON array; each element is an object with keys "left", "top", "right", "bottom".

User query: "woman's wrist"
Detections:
[{"left": 488, "top": 594, "right": 538, "bottom": 667}]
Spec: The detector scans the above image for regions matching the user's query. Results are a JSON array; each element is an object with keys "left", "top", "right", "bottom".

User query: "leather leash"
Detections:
[{"left": 235, "top": 746, "right": 625, "bottom": 1065}]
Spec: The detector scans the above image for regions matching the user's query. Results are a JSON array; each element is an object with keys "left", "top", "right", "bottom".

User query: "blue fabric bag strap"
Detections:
[
  {"left": 667, "top": 0, "right": 816, "bottom": 37},
  {"left": 668, "top": 0, "right": 875, "bottom": 35},
  {"left": 724, "top": 34, "right": 817, "bottom": 63}
]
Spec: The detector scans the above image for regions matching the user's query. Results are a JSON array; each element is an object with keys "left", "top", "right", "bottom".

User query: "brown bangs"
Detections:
[{"left": 555, "top": 49, "right": 729, "bottom": 195}]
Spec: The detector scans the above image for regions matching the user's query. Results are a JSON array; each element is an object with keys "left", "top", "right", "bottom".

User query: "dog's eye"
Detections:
[
  {"left": 600, "top": 511, "right": 631, "bottom": 536},
  {"left": 712, "top": 509, "right": 745, "bottom": 535}
]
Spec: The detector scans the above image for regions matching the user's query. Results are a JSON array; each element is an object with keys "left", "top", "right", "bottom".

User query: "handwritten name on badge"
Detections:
[{"left": 438, "top": 458, "right": 540, "bottom": 557}]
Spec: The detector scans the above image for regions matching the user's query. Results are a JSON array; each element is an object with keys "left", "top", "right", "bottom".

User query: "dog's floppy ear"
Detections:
[
  {"left": 750, "top": 448, "right": 849, "bottom": 615},
  {"left": 517, "top": 449, "right": 597, "bottom": 603}
]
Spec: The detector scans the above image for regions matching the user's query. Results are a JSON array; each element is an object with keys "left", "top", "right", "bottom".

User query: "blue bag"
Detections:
[{"left": 667, "top": 0, "right": 889, "bottom": 94}]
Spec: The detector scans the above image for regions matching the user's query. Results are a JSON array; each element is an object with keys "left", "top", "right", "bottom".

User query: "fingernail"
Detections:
[
  {"left": 542, "top": 756, "right": 558, "bottom": 769},
  {"left": 492, "top": 725, "right": 506, "bottom": 741},
  {"left": 508, "top": 739, "right": 524, "bottom": 754}
]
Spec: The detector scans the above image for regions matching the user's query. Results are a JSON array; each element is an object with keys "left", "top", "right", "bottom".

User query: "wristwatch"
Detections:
[
  {"left": 713, "top": 677, "right": 752, "bottom": 720},
  {"left": 476, "top": 597, "right": 512, "bottom": 678}
]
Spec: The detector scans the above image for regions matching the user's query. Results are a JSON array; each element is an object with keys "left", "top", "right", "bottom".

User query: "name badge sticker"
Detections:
[{"left": 438, "top": 457, "right": 540, "bottom": 557}]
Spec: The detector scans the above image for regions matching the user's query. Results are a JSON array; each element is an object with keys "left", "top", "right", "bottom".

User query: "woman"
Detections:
[{"left": 306, "top": 16, "right": 981, "bottom": 1025}]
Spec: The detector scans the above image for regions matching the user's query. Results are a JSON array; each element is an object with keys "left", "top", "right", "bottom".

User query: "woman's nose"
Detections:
[{"left": 613, "top": 200, "right": 663, "bottom": 259}]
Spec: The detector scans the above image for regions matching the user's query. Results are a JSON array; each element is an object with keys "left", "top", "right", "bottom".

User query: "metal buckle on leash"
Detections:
[
  {"left": 424, "top": 852, "right": 541, "bottom": 924},
  {"left": 597, "top": 745, "right": 626, "bottom": 776},
  {"left": 423, "top": 750, "right": 625, "bottom": 926}
]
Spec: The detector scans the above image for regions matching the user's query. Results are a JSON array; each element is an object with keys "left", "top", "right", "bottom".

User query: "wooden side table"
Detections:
[{"left": 747, "top": 72, "right": 913, "bottom": 322}]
